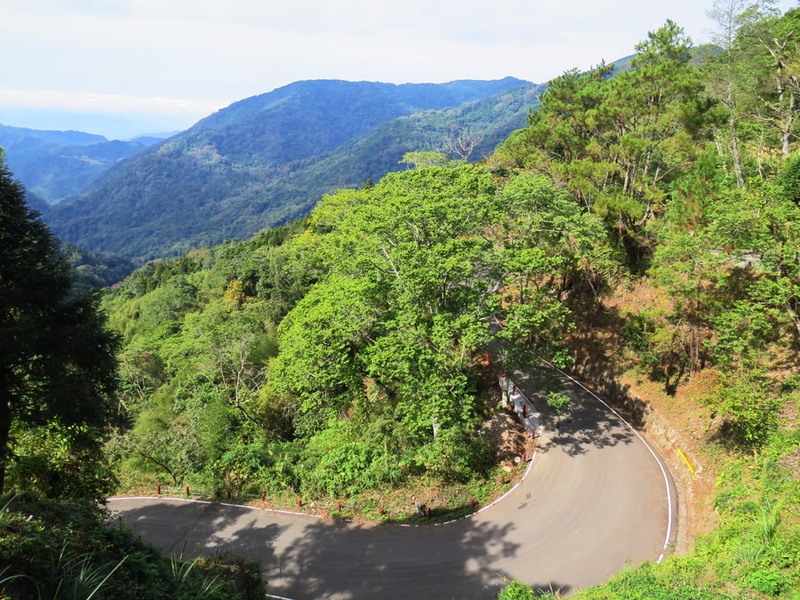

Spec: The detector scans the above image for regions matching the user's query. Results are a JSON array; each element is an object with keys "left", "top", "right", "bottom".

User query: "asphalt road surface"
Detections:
[{"left": 109, "top": 369, "right": 676, "bottom": 600}]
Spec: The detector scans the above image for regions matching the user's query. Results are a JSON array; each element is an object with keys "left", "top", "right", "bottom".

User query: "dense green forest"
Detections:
[
  {"left": 3, "top": 2, "right": 800, "bottom": 598},
  {"left": 44, "top": 78, "right": 538, "bottom": 262}
]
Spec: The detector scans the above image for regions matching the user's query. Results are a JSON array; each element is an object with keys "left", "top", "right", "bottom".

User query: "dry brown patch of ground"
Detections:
[
  {"left": 566, "top": 279, "right": 722, "bottom": 541},
  {"left": 482, "top": 411, "right": 526, "bottom": 462},
  {"left": 620, "top": 369, "right": 721, "bottom": 538}
]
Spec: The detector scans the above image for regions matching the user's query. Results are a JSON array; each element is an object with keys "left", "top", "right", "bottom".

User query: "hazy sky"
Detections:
[{"left": 1, "top": 0, "right": 796, "bottom": 139}]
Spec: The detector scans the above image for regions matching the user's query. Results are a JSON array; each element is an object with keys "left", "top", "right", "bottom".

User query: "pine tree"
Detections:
[{"left": 0, "top": 155, "right": 119, "bottom": 496}]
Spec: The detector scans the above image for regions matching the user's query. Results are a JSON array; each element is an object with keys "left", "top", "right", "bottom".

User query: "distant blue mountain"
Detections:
[
  {"left": 43, "top": 78, "right": 539, "bottom": 262},
  {"left": 0, "top": 124, "right": 165, "bottom": 203}
]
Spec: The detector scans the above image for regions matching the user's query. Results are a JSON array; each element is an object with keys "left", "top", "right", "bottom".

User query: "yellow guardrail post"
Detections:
[{"left": 677, "top": 448, "right": 695, "bottom": 474}]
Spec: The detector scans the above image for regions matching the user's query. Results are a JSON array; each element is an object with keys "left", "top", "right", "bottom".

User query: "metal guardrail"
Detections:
[{"left": 500, "top": 374, "right": 542, "bottom": 439}]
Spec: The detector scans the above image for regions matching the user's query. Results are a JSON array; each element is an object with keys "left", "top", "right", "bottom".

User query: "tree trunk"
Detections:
[
  {"left": 0, "top": 398, "right": 10, "bottom": 495},
  {"left": 729, "top": 83, "right": 745, "bottom": 188}
]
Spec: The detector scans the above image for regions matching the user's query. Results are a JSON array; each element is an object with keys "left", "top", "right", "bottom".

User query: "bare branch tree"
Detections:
[{"left": 442, "top": 126, "right": 486, "bottom": 161}]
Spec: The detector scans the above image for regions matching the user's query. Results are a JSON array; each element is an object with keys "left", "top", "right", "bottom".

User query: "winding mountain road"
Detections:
[{"left": 109, "top": 368, "right": 677, "bottom": 599}]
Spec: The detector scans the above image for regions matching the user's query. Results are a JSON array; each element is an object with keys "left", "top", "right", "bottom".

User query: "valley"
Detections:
[{"left": 2, "top": 4, "right": 800, "bottom": 600}]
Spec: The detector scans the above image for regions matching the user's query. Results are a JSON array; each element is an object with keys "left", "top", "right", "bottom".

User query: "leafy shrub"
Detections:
[
  {"left": 746, "top": 568, "right": 786, "bottom": 596},
  {"left": 415, "top": 428, "right": 494, "bottom": 484},
  {"left": 704, "top": 372, "right": 782, "bottom": 448},
  {"left": 498, "top": 580, "right": 535, "bottom": 600}
]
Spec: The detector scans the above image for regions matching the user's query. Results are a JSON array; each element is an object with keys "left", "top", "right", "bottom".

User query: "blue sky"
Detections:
[{"left": 1, "top": 0, "right": 796, "bottom": 140}]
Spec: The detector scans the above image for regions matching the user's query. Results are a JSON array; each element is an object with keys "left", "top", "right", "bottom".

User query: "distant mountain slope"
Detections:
[
  {"left": 191, "top": 77, "right": 531, "bottom": 164},
  {"left": 289, "top": 83, "right": 545, "bottom": 203},
  {"left": 60, "top": 243, "right": 136, "bottom": 297},
  {"left": 0, "top": 124, "right": 106, "bottom": 147},
  {"left": 0, "top": 124, "right": 161, "bottom": 203},
  {"left": 45, "top": 78, "right": 537, "bottom": 262},
  {"left": 24, "top": 190, "right": 50, "bottom": 216}
]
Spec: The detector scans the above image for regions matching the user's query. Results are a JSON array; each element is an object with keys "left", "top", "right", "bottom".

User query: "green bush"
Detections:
[
  {"left": 498, "top": 580, "right": 535, "bottom": 600},
  {"left": 747, "top": 568, "right": 786, "bottom": 596}
]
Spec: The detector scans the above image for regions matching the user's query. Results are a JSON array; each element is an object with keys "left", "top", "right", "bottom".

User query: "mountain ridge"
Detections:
[
  {"left": 44, "top": 77, "right": 538, "bottom": 262},
  {"left": 0, "top": 124, "right": 163, "bottom": 203}
]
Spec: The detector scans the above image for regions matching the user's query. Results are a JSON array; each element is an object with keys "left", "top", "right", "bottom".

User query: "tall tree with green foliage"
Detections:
[
  {"left": 0, "top": 156, "right": 119, "bottom": 498},
  {"left": 742, "top": 7, "right": 800, "bottom": 156},
  {"left": 272, "top": 164, "right": 502, "bottom": 489},
  {"left": 497, "top": 21, "right": 721, "bottom": 266},
  {"left": 495, "top": 173, "right": 617, "bottom": 367},
  {"left": 703, "top": 0, "right": 773, "bottom": 187}
]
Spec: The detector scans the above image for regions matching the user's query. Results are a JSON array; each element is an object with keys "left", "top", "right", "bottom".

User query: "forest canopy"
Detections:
[{"left": 3, "top": 5, "right": 800, "bottom": 598}]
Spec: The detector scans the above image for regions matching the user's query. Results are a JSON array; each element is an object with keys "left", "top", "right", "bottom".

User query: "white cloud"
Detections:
[
  {"left": 0, "top": 88, "right": 225, "bottom": 118},
  {"left": 1, "top": 0, "right": 797, "bottom": 137}
]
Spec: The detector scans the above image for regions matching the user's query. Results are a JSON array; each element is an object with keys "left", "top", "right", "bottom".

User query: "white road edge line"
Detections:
[
  {"left": 491, "top": 315, "right": 675, "bottom": 562},
  {"left": 474, "top": 450, "right": 536, "bottom": 517},
  {"left": 110, "top": 446, "right": 538, "bottom": 528},
  {"left": 540, "top": 358, "right": 674, "bottom": 563},
  {"left": 108, "top": 497, "right": 321, "bottom": 520}
]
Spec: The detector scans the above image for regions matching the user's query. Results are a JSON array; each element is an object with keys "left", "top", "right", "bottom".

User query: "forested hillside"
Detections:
[
  {"left": 3, "top": 3, "right": 800, "bottom": 599},
  {"left": 0, "top": 124, "right": 156, "bottom": 203},
  {"left": 93, "top": 9, "right": 800, "bottom": 597},
  {"left": 44, "top": 78, "right": 536, "bottom": 262}
]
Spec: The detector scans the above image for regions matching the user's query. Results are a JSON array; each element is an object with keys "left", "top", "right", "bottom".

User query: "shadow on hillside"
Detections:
[{"left": 114, "top": 499, "right": 572, "bottom": 599}]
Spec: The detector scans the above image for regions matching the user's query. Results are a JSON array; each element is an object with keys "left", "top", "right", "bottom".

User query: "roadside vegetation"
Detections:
[
  {"left": 0, "top": 494, "right": 264, "bottom": 600},
  {"left": 496, "top": 1, "right": 800, "bottom": 597},
  {"left": 2, "top": 1, "right": 800, "bottom": 598}
]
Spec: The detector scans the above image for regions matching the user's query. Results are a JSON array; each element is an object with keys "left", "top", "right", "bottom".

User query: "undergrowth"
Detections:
[{"left": 0, "top": 493, "right": 264, "bottom": 600}]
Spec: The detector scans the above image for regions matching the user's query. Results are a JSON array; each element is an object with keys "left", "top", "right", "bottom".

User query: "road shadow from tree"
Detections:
[
  {"left": 271, "top": 517, "right": 531, "bottom": 600},
  {"left": 114, "top": 498, "right": 572, "bottom": 599},
  {"left": 512, "top": 369, "right": 636, "bottom": 459},
  {"left": 113, "top": 500, "right": 288, "bottom": 565}
]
